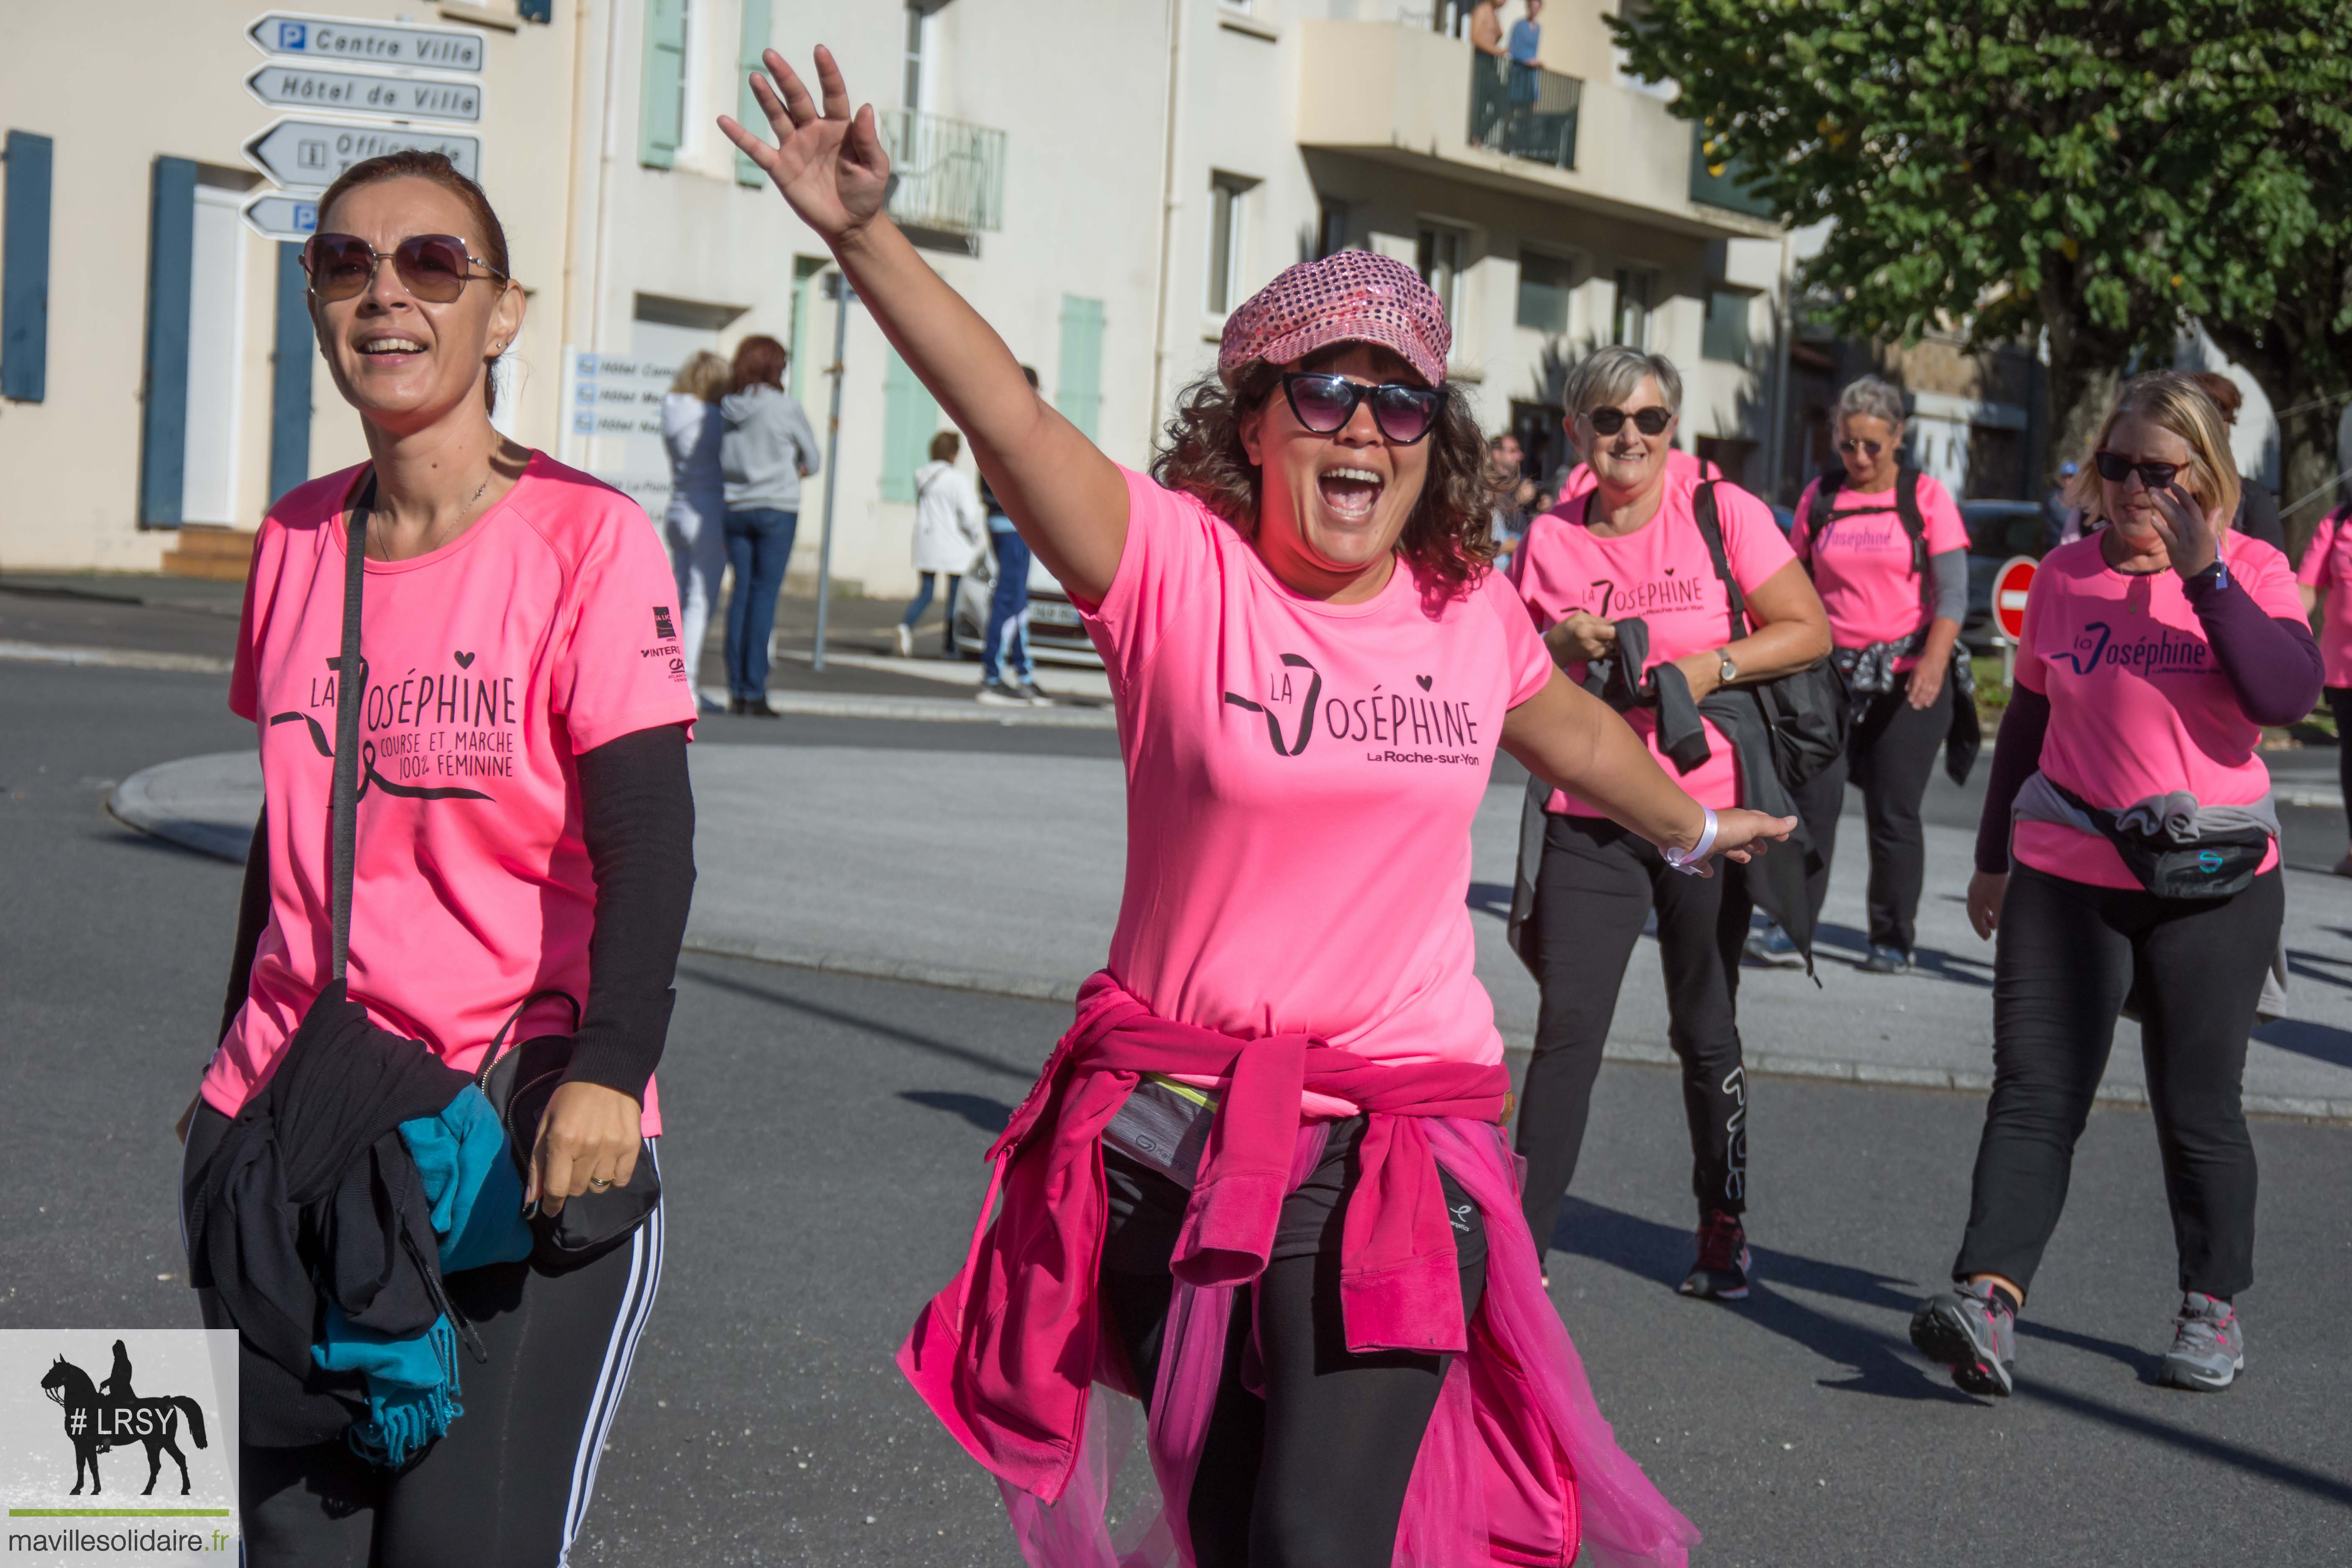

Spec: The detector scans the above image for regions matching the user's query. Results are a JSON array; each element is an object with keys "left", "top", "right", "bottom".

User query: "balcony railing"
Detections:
[
  {"left": 879, "top": 109, "right": 1006, "bottom": 235},
  {"left": 1689, "top": 123, "right": 1774, "bottom": 218},
  {"left": 1468, "top": 56, "right": 1581, "bottom": 171}
]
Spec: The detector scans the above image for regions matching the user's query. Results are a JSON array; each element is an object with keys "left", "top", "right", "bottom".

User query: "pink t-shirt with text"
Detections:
[
  {"left": 1085, "top": 468, "right": 1554, "bottom": 1117},
  {"left": 1790, "top": 471, "right": 1968, "bottom": 665},
  {"left": 2294, "top": 506, "right": 2352, "bottom": 687},
  {"left": 1510, "top": 474, "right": 1797, "bottom": 814},
  {"left": 209, "top": 455, "right": 699, "bottom": 1136},
  {"left": 2012, "top": 530, "right": 2297, "bottom": 888}
]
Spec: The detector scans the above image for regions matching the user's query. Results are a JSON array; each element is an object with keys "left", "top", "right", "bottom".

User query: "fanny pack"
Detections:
[
  {"left": 325, "top": 472, "right": 660, "bottom": 1268},
  {"left": 2027, "top": 775, "right": 2272, "bottom": 900},
  {"left": 1101, "top": 1075, "right": 1218, "bottom": 1189}
]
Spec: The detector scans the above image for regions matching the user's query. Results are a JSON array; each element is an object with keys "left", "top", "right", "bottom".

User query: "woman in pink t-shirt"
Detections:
[
  {"left": 2295, "top": 504, "right": 2352, "bottom": 872},
  {"left": 1783, "top": 375, "right": 1972, "bottom": 973},
  {"left": 1911, "top": 373, "right": 2321, "bottom": 1399},
  {"left": 726, "top": 49, "right": 1786, "bottom": 1567},
  {"left": 1506, "top": 346, "right": 1832, "bottom": 1304},
  {"left": 178, "top": 153, "right": 696, "bottom": 1561}
]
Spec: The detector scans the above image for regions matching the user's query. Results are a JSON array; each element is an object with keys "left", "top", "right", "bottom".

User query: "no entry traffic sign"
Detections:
[{"left": 1991, "top": 555, "right": 2037, "bottom": 643}]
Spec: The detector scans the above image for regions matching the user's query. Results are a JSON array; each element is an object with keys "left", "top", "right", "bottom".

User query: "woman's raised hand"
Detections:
[
  {"left": 718, "top": 46, "right": 891, "bottom": 246},
  {"left": 2148, "top": 481, "right": 2223, "bottom": 581}
]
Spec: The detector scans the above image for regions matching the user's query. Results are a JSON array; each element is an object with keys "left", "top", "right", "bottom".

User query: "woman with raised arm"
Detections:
[
  {"left": 722, "top": 48, "right": 1782, "bottom": 1568},
  {"left": 1911, "top": 373, "right": 2321, "bottom": 1399}
]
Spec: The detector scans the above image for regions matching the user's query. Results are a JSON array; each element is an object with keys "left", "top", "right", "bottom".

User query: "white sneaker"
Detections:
[
  {"left": 976, "top": 681, "right": 1025, "bottom": 707},
  {"left": 893, "top": 623, "right": 914, "bottom": 659}
]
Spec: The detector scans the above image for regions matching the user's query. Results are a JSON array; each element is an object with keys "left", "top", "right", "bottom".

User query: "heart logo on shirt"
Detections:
[
  {"left": 453, "top": 651, "right": 476, "bottom": 669},
  {"left": 1416, "top": 675, "right": 1433, "bottom": 691},
  {"left": 1663, "top": 566, "right": 1677, "bottom": 575}
]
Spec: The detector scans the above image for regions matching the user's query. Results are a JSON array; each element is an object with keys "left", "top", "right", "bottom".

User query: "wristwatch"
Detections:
[{"left": 1717, "top": 650, "right": 1739, "bottom": 685}]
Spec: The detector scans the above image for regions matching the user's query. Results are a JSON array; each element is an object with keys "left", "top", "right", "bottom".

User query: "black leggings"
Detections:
[
  {"left": 1100, "top": 1130, "right": 1487, "bottom": 1568},
  {"left": 182, "top": 1108, "right": 666, "bottom": 1567},
  {"left": 1954, "top": 865, "right": 2280, "bottom": 1300},
  {"left": 2332, "top": 687, "right": 2352, "bottom": 840},
  {"left": 1513, "top": 813, "right": 1752, "bottom": 1258},
  {"left": 1791, "top": 677, "right": 1951, "bottom": 952}
]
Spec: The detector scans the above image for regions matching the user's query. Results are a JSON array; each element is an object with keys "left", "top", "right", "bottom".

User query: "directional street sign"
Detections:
[
  {"left": 246, "top": 11, "right": 484, "bottom": 73},
  {"left": 243, "top": 116, "right": 480, "bottom": 192},
  {"left": 246, "top": 62, "right": 483, "bottom": 124},
  {"left": 240, "top": 191, "right": 320, "bottom": 242}
]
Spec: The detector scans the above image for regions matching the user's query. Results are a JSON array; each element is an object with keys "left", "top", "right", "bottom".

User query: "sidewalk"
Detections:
[{"left": 113, "top": 744, "right": 2352, "bottom": 1120}]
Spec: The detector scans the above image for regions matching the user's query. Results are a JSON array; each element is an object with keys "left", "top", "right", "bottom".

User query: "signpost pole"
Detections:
[{"left": 811, "top": 275, "right": 855, "bottom": 675}]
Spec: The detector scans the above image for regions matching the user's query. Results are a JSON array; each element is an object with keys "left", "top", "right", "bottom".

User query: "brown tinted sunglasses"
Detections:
[{"left": 301, "top": 232, "right": 506, "bottom": 304}]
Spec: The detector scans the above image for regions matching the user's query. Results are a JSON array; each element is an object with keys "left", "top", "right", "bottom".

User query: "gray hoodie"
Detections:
[{"left": 718, "top": 384, "right": 822, "bottom": 510}]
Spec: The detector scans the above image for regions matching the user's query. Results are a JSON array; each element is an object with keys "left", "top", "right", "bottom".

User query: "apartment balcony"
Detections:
[
  {"left": 879, "top": 109, "right": 1006, "bottom": 239},
  {"left": 1296, "top": 21, "right": 1776, "bottom": 242},
  {"left": 1689, "top": 123, "right": 1775, "bottom": 219}
]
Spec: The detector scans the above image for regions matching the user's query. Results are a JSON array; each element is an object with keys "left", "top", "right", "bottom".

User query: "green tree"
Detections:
[{"left": 1620, "top": 1, "right": 2352, "bottom": 524}]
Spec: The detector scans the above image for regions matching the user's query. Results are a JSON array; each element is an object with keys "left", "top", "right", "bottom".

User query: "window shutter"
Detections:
[
  {"left": 880, "top": 347, "right": 939, "bottom": 502},
  {"left": 138, "top": 157, "right": 197, "bottom": 527},
  {"left": 2, "top": 130, "right": 53, "bottom": 402},
  {"left": 638, "top": 0, "right": 688, "bottom": 170},
  {"left": 1055, "top": 295, "right": 1104, "bottom": 444},
  {"left": 267, "top": 242, "right": 314, "bottom": 506},
  {"left": 736, "top": 0, "right": 774, "bottom": 186}
]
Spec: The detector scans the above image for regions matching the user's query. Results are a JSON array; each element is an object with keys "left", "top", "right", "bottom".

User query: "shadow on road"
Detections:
[
  {"left": 901, "top": 1090, "right": 1014, "bottom": 1134},
  {"left": 676, "top": 963, "right": 1040, "bottom": 1083},
  {"left": 1549, "top": 1195, "right": 2352, "bottom": 1505}
]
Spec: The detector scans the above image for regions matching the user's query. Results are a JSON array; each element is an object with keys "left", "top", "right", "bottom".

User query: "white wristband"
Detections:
[{"left": 1661, "top": 806, "right": 1718, "bottom": 876}]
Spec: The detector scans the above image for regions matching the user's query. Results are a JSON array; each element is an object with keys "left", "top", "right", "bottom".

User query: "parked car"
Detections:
[
  {"left": 1958, "top": 499, "right": 2049, "bottom": 652},
  {"left": 950, "top": 547, "right": 1102, "bottom": 666}
]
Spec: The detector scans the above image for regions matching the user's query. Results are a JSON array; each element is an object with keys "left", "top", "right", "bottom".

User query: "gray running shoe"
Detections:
[
  {"left": 2159, "top": 1293, "right": 2245, "bottom": 1392},
  {"left": 1910, "top": 1279, "right": 2017, "bottom": 1397},
  {"left": 1861, "top": 944, "right": 1912, "bottom": 975},
  {"left": 975, "top": 681, "right": 1026, "bottom": 707}
]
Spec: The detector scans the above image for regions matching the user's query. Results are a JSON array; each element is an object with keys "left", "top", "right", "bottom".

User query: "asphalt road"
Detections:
[{"left": 5, "top": 632, "right": 2350, "bottom": 1564}]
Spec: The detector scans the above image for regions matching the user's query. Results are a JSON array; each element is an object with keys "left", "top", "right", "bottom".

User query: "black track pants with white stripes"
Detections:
[{"left": 189, "top": 1113, "right": 665, "bottom": 1568}]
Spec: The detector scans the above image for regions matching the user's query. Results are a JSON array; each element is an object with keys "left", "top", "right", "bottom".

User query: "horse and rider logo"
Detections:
[{"left": 37, "top": 1340, "right": 210, "bottom": 1496}]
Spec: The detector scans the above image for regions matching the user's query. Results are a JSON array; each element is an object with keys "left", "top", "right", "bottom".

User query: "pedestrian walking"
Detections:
[
  {"left": 1487, "top": 429, "right": 1532, "bottom": 562},
  {"left": 896, "top": 430, "right": 986, "bottom": 658},
  {"left": 2295, "top": 499, "right": 2352, "bottom": 873},
  {"left": 718, "top": 334, "right": 821, "bottom": 716},
  {"left": 176, "top": 150, "right": 692, "bottom": 1564},
  {"left": 661, "top": 348, "right": 729, "bottom": 706},
  {"left": 723, "top": 49, "right": 1785, "bottom": 1565},
  {"left": 2187, "top": 371, "right": 2288, "bottom": 553},
  {"left": 1780, "top": 375, "right": 1974, "bottom": 975},
  {"left": 1912, "top": 372, "right": 2321, "bottom": 1398},
  {"left": 978, "top": 365, "right": 1050, "bottom": 706},
  {"left": 1507, "top": 345, "right": 1833, "bottom": 1299}
]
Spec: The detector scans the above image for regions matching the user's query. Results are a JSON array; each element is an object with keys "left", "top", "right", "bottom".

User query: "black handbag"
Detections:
[
  {"left": 1691, "top": 481, "right": 1851, "bottom": 792},
  {"left": 325, "top": 473, "right": 659, "bottom": 1268}
]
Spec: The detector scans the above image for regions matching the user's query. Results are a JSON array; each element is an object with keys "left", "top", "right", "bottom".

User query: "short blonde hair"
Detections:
[
  {"left": 669, "top": 349, "right": 729, "bottom": 402},
  {"left": 1564, "top": 345, "right": 1683, "bottom": 419},
  {"left": 2065, "top": 371, "right": 2241, "bottom": 527}
]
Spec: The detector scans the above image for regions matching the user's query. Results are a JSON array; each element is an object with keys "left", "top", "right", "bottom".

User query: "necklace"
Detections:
[{"left": 369, "top": 468, "right": 494, "bottom": 561}]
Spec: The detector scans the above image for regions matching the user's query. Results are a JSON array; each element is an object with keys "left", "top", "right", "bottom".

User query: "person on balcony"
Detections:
[
  {"left": 1506, "top": 0, "right": 1545, "bottom": 126},
  {"left": 1468, "top": 0, "right": 1508, "bottom": 148}
]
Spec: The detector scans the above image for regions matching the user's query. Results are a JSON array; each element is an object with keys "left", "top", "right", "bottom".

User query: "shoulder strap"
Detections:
[
  {"left": 1799, "top": 469, "right": 1842, "bottom": 560},
  {"left": 1691, "top": 480, "right": 1748, "bottom": 644},
  {"left": 328, "top": 472, "right": 376, "bottom": 982},
  {"left": 1895, "top": 465, "right": 1928, "bottom": 575}
]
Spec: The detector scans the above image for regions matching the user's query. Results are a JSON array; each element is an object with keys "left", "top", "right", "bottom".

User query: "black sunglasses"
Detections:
[
  {"left": 1836, "top": 437, "right": 1884, "bottom": 458},
  {"left": 1280, "top": 372, "right": 1443, "bottom": 444},
  {"left": 1587, "top": 405, "right": 1673, "bottom": 436},
  {"left": 2091, "top": 450, "right": 2183, "bottom": 491}
]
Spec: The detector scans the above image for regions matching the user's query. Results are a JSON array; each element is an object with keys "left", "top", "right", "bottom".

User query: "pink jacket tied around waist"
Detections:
[{"left": 898, "top": 974, "right": 1699, "bottom": 1568}]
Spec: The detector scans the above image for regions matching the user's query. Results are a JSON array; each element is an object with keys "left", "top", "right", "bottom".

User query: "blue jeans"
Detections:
[
  {"left": 982, "top": 524, "right": 1033, "bottom": 684},
  {"left": 722, "top": 507, "right": 797, "bottom": 700},
  {"left": 900, "top": 572, "right": 961, "bottom": 647}
]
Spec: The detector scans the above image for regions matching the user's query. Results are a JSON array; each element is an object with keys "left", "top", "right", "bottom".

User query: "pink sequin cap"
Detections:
[{"left": 1217, "top": 251, "right": 1451, "bottom": 388}]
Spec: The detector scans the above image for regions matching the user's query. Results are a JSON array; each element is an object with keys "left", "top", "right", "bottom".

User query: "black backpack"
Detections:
[{"left": 1690, "top": 481, "right": 1850, "bottom": 793}]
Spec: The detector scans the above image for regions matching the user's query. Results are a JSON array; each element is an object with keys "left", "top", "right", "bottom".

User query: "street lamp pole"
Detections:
[{"left": 812, "top": 273, "right": 855, "bottom": 674}]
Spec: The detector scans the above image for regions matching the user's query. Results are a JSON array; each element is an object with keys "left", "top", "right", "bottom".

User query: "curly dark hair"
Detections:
[{"left": 1149, "top": 349, "right": 1495, "bottom": 597}]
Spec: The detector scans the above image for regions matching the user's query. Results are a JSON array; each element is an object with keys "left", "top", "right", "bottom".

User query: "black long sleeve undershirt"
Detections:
[{"left": 215, "top": 724, "right": 696, "bottom": 1102}]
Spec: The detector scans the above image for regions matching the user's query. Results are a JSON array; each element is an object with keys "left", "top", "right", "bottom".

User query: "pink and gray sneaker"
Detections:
[
  {"left": 1676, "top": 1210, "right": 1753, "bottom": 1301},
  {"left": 2159, "top": 1293, "right": 2244, "bottom": 1392},
  {"left": 1910, "top": 1279, "right": 2018, "bottom": 1397}
]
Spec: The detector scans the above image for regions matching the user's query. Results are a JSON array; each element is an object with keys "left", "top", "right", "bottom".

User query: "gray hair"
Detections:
[
  {"left": 1563, "top": 345, "right": 1683, "bottom": 419},
  {"left": 1836, "top": 375, "right": 1907, "bottom": 430}
]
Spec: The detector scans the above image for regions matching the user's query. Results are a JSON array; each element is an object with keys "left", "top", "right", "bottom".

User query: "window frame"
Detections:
[
  {"left": 1700, "top": 282, "right": 1755, "bottom": 367},
  {"left": 1207, "top": 171, "right": 1258, "bottom": 316},
  {"left": 1611, "top": 265, "right": 1657, "bottom": 350},
  {"left": 1515, "top": 247, "right": 1579, "bottom": 335},
  {"left": 1416, "top": 221, "right": 1471, "bottom": 333}
]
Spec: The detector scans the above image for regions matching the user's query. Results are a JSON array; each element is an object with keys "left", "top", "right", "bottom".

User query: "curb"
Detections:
[
  {"left": 0, "top": 639, "right": 233, "bottom": 674},
  {"left": 750, "top": 690, "right": 1116, "bottom": 728},
  {"left": 107, "top": 758, "right": 258, "bottom": 862}
]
